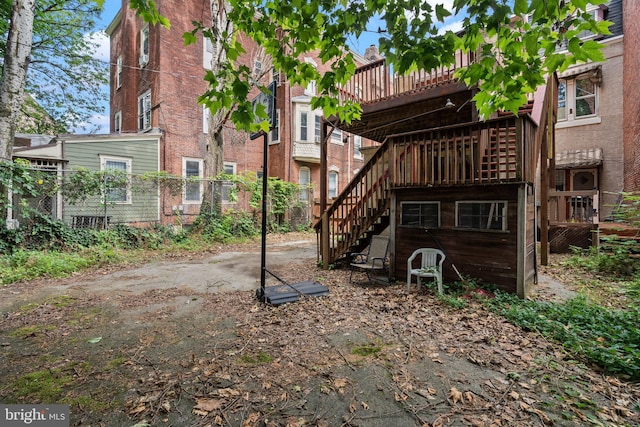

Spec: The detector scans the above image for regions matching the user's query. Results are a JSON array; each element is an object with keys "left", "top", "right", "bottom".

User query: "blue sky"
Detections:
[{"left": 83, "top": 1, "right": 464, "bottom": 134}]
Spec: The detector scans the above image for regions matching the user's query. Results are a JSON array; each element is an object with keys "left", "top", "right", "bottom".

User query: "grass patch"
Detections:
[
  {"left": 10, "top": 325, "right": 56, "bottom": 338},
  {"left": 106, "top": 357, "right": 127, "bottom": 370},
  {"left": 351, "top": 343, "right": 383, "bottom": 357},
  {"left": 12, "top": 368, "right": 74, "bottom": 402},
  {"left": 237, "top": 351, "right": 273, "bottom": 364}
]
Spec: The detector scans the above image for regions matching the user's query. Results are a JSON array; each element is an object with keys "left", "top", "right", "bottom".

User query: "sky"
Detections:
[{"left": 82, "top": 1, "right": 464, "bottom": 134}]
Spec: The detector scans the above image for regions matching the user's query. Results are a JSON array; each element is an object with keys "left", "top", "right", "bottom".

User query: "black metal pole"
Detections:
[{"left": 260, "top": 130, "right": 268, "bottom": 298}]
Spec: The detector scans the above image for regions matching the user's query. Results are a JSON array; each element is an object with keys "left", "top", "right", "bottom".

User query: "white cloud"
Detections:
[
  {"left": 86, "top": 31, "right": 110, "bottom": 63},
  {"left": 439, "top": 19, "right": 464, "bottom": 35},
  {"left": 73, "top": 113, "right": 110, "bottom": 135}
]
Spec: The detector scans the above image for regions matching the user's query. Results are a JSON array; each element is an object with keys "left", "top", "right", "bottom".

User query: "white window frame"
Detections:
[
  {"left": 331, "top": 128, "right": 343, "bottom": 145},
  {"left": 298, "top": 109, "right": 309, "bottom": 142},
  {"left": 353, "top": 135, "right": 363, "bottom": 159},
  {"left": 314, "top": 114, "right": 321, "bottom": 143},
  {"left": 203, "top": 105, "right": 209, "bottom": 134},
  {"left": 138, "top": 90, "right": 152, "bottom": 130},
  {"left": 299, "top": 166, "right": 311, "bottom": 202},
  {"left": 116, "top": 55, "right": 123, "bottom": 89},
  {"left": 455, "top": 201, "right": 508, "bottom": 232},
  {"left": 556, "top": 75, "right": 600, "bottom": 128},
  {"left": 222, "top": 162, "right": 236, "bottom": 203},
  {"left": 328, "top": 171, "right": 338, "bottom": 199},
  {"left": 183, "top": 158, "right": 203, "bottom": 204},
  {"left": 269, "top": 109, "right": 280, "bottom": 145},
  {"left": 114, "top": 111, "right": 122, "bottom": 134},
  {"left": 400, "top": 201, "right": 440, "bottom": 228},
  {"left": 203, "top": 36, "right": 213, "bottom": 69},
  {"left": 139, "top": 24, "right": 149, "bottom": 67},
  {"left": 100, "top": 155, "right": 132, "bottom": 204}
]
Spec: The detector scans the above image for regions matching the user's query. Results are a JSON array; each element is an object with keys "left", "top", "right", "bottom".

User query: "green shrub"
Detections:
[{"left": 487, "top": 293, "right": 640, "bottom": 380}]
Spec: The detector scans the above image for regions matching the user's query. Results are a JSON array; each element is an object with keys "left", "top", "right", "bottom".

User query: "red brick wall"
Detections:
[
  {"left": 624, "top": 0, "right": 640, "bottom": 191},
  {"left": 109, "top": 1, "right": 374, "bottom": 223}
]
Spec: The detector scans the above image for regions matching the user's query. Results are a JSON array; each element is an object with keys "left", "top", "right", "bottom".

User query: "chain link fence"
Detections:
[{"left": 7, "top": 166, "right": 312, "bottom": 231}]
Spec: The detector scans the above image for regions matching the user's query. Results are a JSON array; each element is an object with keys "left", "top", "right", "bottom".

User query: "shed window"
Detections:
[
  {"left": 456, "top": 201, "right": 508, "bottom": 231},
  {"left": 401, "top": 202, "right": 440, "bottom": 228}
]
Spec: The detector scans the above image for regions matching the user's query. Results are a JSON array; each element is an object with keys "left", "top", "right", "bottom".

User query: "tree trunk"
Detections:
[{"left": 0, "top": 0, "right": 36, "bottom": 161}]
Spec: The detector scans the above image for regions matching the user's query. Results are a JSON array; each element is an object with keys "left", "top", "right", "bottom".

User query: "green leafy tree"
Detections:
[{"left": 130, "top": 0, "right": 610, "bottom": 130}]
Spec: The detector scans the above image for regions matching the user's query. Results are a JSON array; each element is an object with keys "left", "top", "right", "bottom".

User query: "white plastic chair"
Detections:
[{"left": 407, "top": 248, "right": 445, "bottom": 294}]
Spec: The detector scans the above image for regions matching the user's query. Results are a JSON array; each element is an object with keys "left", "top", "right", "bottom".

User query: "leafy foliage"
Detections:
[
  {"left": 0, "top": 0, "right": 108, "bottom": 132},
  {"left": 131, "top": 0, "right": 610, "bottom": 132},
  {"left": 487, "top": 293, "right": 640, "bottom": 380}
]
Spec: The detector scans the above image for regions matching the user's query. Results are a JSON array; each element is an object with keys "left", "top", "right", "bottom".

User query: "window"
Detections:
[
  {"left": 575, "top": 77, "right": 597, "bottom": 117},
  {"left": 203, "top": 105, "right": 209, "bottom": 133},
  {"left": 253, "top": 59, "right": 263, "bottom": 77},
  {"left": 558, "top": 80, "right": 567, "bottom": 121},
  {"left": 299, "top": 111, "right": 308, "bottom": 141},
  {"left": 222, "top": 162, "right": 236, "bottom": 203},
  {"left": 101, "top": 156, "right": 131, "bottom": 204},
  {"left": 328, "top": 171, "right": 338, "bottom": 199},
  {"left": 116, "top": 55, "right": 122, "bottom": 88},
  {"left": 183, "top": 158, "right": 203, "bottom": 203},
  {"left": 401, "top": 202, "right": 440, "bottom": 228},
  {"left": 138, "top": 91, "right": 151, "bottom": 130},
  {"left": 114, "top": 111, "right": 122, "bottom": 133},
  {"left": 140, "top": 24, "right": 149, "bottom": 66},
  {"left": 305, "top": 80, "right": 317, "bottom": 96},
  {"left": 203, "top": 36, "right": 213, "bottom": 69},
  {"left": 314, "top": 115, "right": 321, "bottom": 143},
  {"left": 331, "top": 128, "right": 343, "bottom": 144},
  {"left": 269, "top": 109, "right": 280, "bottom": 144},
  {"left": 558, "top": 76, "right": 598, "bottom": 124},
  {"left": 354, "top": 135, "right": 362, "bottom": 159},
  {"left": 456, "top": 201, "right": 508, "bottom": 231},
  {"left": 299, "top": 166, "right": 311, "bottom": 202}
]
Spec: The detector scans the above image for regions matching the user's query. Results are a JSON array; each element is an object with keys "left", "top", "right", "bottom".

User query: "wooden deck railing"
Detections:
[
  {"left": 316, "top": 116, "right": 537, "bottom": 264},
  {"left": 338, "top": 51, "right": 476, "bottom": 105},
  {"left": 549, "top": 190, "right": 599, "bottom": 224}
]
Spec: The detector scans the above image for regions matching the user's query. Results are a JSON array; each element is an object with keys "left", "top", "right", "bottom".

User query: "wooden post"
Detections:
[
  {"left": 540, "top": 126, "right": 549, "bottom": 266},
  {"left": 517, "top": 184, "right": 527, "bottom": 298}
]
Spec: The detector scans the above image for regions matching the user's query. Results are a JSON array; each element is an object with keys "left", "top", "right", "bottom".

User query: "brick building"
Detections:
[
  {"left": 552, "top": 0, "right": 625, "bottom": 221},
  {"left": 623, "top": 0, "right": 640, "bottom": 191},
  {"left": 106, "top": 1, "right": 375, "bottom": 224}
]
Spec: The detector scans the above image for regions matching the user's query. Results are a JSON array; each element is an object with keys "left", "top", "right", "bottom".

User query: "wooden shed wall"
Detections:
[{"left": 394, "top": 183, "right": 528, "bottom": 293}]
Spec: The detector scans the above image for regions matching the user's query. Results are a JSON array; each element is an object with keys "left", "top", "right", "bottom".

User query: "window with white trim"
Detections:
[
  {"left": 299, "top": 166, "right": 311, "bottom": 202},
  {"left": 269, "top": 109, "right": 280, "bottom": 144},
  {"left": 328, "top": 171, "right": 338, "bottom": 199},
  {"left": 331, "top": 128, "right": 343, "bottom": 144},
  {"left": 116, "top": 55, "right": 123, "bottom": 89},
  {"left": 114, "top": 111, "right": 122, "bottom": 133},
  {"left": 222, "top": 162, "right": 236, "bottom": 203},
  {"left": 354, "top": 135, "right": 362, "bottom": 159},
  {"left": 140, "top": 24, "right": 149, "bottom": 66},
  {"left": 456, "top": 201, "right": 508, "bottom": 231},
  {"left": 314, "top": 115, "right": 321, "bottom": 143},
  {"left": 203, "top": 105, "right": 209, "bottom": 134},
  {"left": 203, "top": 36, "right": 213, "bottom": 69},
  {"left": 558, "top": 75, "right": 598, "bottom": 123},
  {"left": 183, "top": 158, "right": 203, "bottom": 203},
  {"left": 401, "top": 202, "right": 440, "bottom": 228},
  {"left": 138, "top": 91, "right": 151, "bottom": 130},
  {"left": 101, "top": 156, "right": 131, "bottom": 204},
  {"left": 299, "top": 111, "right": 308, "bottom": 142}
]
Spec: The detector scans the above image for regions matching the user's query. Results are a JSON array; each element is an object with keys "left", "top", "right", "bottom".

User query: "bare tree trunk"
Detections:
[{"left": 0, "top": 0, "right": 35, "bottom": 161}]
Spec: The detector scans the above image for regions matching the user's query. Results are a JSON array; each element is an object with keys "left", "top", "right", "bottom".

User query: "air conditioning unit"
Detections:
[{"left": 139, "top": 54, "right": 148, "bottom": 66}]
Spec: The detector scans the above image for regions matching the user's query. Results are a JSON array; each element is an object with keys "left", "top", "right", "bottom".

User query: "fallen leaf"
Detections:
[
  {"left": 87, "top": 336, "right": 102, "bottom": 344},
  {"left": 194, "top": 398, "right": 222, "bottom": 412},
  {"left": 349, "top": 400, "right": 357, "bottom": 413},
  {"left": 361, "top": 401, "right": 369, "bottom": 410},
  {"left": 448, "top": 387, "right": 463, "bottom": 404}
]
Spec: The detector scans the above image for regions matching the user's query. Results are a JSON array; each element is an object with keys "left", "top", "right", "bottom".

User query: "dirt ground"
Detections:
[{"left": 1, "top": 232, "right": 638, "bottom": 427}]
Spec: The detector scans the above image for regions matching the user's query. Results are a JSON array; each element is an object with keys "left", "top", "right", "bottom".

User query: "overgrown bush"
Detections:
[{"left": 199, "top": 209, "right": 259, "bottom": 243}]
